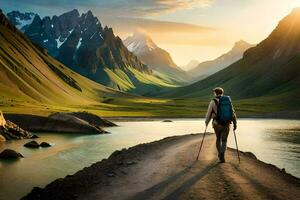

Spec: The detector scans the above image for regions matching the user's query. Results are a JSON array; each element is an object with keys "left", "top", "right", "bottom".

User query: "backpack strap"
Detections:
[
  {"left": 212, "top": 97, "right": 219, "bottom": 116},
  {"left": 213, "top": 96, "right": 222, "bottom": 121}
]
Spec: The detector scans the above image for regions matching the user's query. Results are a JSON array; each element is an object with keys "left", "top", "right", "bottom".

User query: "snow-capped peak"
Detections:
[
  {"left": 124, "top": 31, "right": 158, "bottom": 54},
  {"left": 6, "top": 11, "right": 36, "bottom": 32}
]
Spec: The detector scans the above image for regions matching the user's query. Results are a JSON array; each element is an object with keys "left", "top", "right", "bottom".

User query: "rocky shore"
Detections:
[
  {"left": 0, "top": 111, "right": 33, "bottom": 141},
  {"left": 4, "top": 112, "right": 116, "bottom": 134}
]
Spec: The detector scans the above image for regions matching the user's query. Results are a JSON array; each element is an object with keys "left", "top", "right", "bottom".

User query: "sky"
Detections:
[{"left": 1, "top": 0, "right": 300, "bottom": 67}]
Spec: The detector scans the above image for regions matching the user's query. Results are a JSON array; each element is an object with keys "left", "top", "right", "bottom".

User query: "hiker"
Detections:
[{"left": 205, "top": 87, "right": 237, "bottom": 163}]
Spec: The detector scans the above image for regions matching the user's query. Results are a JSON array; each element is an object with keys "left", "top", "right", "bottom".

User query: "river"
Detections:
[{"left": 0, "top": 119, "right": 299, "bottom": 200}]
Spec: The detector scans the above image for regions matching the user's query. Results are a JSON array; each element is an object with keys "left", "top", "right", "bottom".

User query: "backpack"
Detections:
[{"left": 213, "top": 96, "right": 233, "bottom": 125}]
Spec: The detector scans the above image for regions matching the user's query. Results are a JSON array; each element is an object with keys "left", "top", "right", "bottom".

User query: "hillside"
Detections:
[
  {"left": 124, "top": 31, "right": 190, "bottom": 84},
  {"left": 164, "top": 8, "right": 300, "bottom": 109},
  {"left": 1, "top": 10, "right": 206, "bottom": 118},
  {"left": 0, "top": 10, "right": 142, "bottom": 114},
  {"left": 7, "top": 10, "right": 177, "bottom": 94},
  {"left": 188, "top": 40, "right": 254, "bottom": 81}
]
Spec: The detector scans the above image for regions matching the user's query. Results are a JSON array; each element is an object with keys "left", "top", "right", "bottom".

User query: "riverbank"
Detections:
[{"left": 22, "top": 134, "right": 300, "bottom": 200}]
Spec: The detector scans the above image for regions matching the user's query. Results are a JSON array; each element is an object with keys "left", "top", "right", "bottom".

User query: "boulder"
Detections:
[
  {"left": 24, "top": 141, "right": 40, "bottom": 148},
  {"left": 4, "top": 113, "right": 111, "bottom": 134},
  {"left": 0, "top": 149, "right": 23, "bottom": 159},
  {"left": 40, "top": 142, "right": 51, "bottom": 147},
  {"left": 47, "top": 113, "right": 106, "bottom": 134},
  {"left": 68, "top": 112, "right": 117, "bottom": 127}
]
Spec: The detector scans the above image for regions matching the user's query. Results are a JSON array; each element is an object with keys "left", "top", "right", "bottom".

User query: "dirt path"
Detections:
[{"left": 22, "top": 134, "right": 300, "bottom": 200}]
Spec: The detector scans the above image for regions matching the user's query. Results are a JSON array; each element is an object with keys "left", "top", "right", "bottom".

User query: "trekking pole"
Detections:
[
  {"left": 196, "top": 125, "right": 208, "bottom": 161},
  {"left": 233, "top": 130, "right": 241, "bottom": 163}
]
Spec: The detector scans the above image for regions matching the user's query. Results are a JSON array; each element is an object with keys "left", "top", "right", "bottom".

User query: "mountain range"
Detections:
[
  {"left": 0, "top": 9, "right": 132, "bottom": 106},
  {"left": 165, "top": 8, "right": 300, "bottom": 106},
  {"left": 124, "top": 31, "right": 189, "bottom": 83},
  {"left": 7, "top": 9, "right": 177, "bottom": 95},
  {"left": 188, "top": 40, "right": 254, "bottom": 81},
  {"left": 2, "top": 7, "right": 300, "bottom": 116}
]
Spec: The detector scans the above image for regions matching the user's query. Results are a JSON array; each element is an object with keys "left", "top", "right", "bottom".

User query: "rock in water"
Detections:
[
  {"left": 47, "top": 113, "right": 107, "bottom": 134},
  {"left": 0, "top": 111, "right": 33, "bottom": 140},
  {"left": 40, "top": 142, "right": 51, "bottom": 147},
  {"left": 163, "top": 120, "right": 173, "bottom": 122},
  {"left": 31, "top": 135, "right": 39, "bottom": 139},
  {"left": 0, "top": 149, "right": 23, "bottom": 159},
  {"left": 24, "top": 141, "right": 40, "bottom": 148},
  {"left": 4, "top": 112, "right": 111, "bottom": 134},
  {"left": 68, "top": 112, "right": 117, "bottom": 127}
]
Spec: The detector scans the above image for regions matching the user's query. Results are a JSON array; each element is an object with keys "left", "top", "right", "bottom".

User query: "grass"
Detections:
[{"left": 0, "top": 92, "right": 296, "bottom": 118}]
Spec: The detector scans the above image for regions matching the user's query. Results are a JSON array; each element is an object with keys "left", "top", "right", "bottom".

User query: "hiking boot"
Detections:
[{"left": 219, "top": 153, "right": 225, "bottom": 163}]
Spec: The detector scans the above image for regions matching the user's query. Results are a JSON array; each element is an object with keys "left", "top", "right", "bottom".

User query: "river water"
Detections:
[{"left": 0, "top": 119, "right": 299, "bottom": 200}]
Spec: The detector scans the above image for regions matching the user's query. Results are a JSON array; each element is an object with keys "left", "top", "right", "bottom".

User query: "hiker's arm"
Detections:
[{"left": 205, "top": 100, "right": 214, "bottom": 126}]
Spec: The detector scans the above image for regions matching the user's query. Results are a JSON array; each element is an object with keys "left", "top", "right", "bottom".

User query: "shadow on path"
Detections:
[{"left": 130, "top": 160, "right": 219, "bottom": 200}]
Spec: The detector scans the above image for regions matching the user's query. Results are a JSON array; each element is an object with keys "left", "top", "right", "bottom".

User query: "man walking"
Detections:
[{"left": 205, "top": 87, "right": 237, "bottom": 163}]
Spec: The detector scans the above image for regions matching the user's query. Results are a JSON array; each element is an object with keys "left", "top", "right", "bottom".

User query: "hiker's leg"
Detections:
[
  {"left": 220, "top": 124, "right": 230, "bottom": 155},
  {"left": 213, "top": 124, "right": 221, "bottom": 158}
]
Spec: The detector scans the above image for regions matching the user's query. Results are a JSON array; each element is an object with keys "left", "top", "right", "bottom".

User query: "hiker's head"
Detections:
[{"left": 213, "top": 87, "right": 224, "bottom": 96}]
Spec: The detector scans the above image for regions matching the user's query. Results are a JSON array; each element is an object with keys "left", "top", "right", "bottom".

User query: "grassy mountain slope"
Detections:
[
  {"left": 0, "top": 10, "right": 189, "bottom": 117},
  {"left": 0, "top": 10, "right": 145, "bottom": 116}
]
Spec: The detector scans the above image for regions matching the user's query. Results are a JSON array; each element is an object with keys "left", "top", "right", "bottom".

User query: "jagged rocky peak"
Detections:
[
  {"left": 124, "top": 30, "right": 158, "bottom": 53},
  {"left": 6, "top": 10, "right": 36, "bottom": 32}
]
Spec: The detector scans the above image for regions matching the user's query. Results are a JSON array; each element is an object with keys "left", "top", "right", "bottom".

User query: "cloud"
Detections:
[
  {"left": 1, "top": 0, "right": 214, "bottom": 17},
  {"left": 109, "top": 0, "right": 215, "bottom": 16},
  {"left": 99, "top": 16, "right": 216, "bottom": 36}
]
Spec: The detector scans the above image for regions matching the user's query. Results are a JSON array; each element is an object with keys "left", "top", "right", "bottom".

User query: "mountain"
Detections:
[
  {"left": 0, "top": 9, "right": 132, "bottom": 106},
  {"left": 7, "top": 10, "right": 176, "bottom": 94},
  {"left": 6, "top": 10, "right": 35, "bottom": 32},
  {"left": 188, "top": 40, "right": 254, "bottom": 81},
  {"left": 165, "top": 8, "right": 300, "bottom": 106},
  {"left": 182, "top": 60, "right": 199, "bottom": 71},
  {"left": 124, "top": 31, "right": 190, "bottom": 84}
]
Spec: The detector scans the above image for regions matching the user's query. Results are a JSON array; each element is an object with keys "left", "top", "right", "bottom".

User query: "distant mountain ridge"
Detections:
[
  {"left": 189, "top": 40, "right": 254, "bottom": 81},
  {"left": 124, "top": 31, "right": 190, "bottom": 84},
  {"left": 7, "top": 9, "right": 176, "bottom": 95},
  {"left": 165, "top": 8, "right": 300, "bottom": 103},
  {"left": 182, "top": 60, "right": 200, "bottom": 71}
]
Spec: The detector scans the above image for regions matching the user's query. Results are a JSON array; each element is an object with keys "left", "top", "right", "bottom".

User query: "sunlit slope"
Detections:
[
  {"left": 164, "top": 8, "right": 300, "bottom": 103},
  {"left": 0, "top": 11, "right": 132, "bottom": 106}
]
